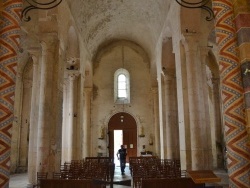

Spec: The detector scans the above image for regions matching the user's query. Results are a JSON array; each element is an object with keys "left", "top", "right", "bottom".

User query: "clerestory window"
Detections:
[
  {"left": 118, "top": 74, "right": 127, "bottom": 98},
  {"left": 114, "top": 68, "right": 130, "bottom": 104}
]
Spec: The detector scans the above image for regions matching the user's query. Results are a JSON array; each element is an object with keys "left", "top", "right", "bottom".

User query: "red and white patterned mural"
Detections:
[{"left": 0, "top": 0, "right": 22, "bottom": 187}]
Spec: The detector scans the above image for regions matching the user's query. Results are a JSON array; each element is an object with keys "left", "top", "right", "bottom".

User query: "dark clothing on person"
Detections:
[
  {"left": 118, "top": 148, "right": 127, "bottom": 160},
  {"left": 117, "top": 147, "right": 127, "bottom": 174}
]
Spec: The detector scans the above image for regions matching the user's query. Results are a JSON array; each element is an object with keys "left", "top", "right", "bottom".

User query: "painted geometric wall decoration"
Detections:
[
  {"left": 213, "top": 0, "right": 250, "bottom": 187},
  {"left": 0, "top": 0, "right": 22, "bottom": 187}
]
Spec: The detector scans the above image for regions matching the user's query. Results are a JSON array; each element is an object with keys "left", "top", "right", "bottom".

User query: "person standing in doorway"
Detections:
[{"left": 116, "top": 145, "right": 127, "bottom": 175}]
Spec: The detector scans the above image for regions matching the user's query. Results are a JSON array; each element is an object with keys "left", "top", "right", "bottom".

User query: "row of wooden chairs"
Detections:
[
  {"left": 33, "top": 172, "right": 48, "bottom": 188},
  {"left": 129, "top": 157, "right": 186, "bottom": 188},
  {"left": 59, "top": 158, "right": 114, "bottom": 181},
  {"left": 34, "top": 157, "right": 115, "bottom": 187}
]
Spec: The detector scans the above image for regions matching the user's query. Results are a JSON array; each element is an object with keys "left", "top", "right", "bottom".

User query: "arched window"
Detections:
[
  {"left": 114, "top": 69, "right": 130, "bottom": 104},
  {"left": 118, "top": 74, "right": 127, "bottom": 98}
]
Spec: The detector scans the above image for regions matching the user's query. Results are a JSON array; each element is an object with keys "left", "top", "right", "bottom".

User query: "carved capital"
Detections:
[
  {"left": 66, "top": 56, "right": 80, "bottom": 70},
  {"left": 67, "top": 57, "right": 80, "bottom": 65},
  {"left": 67, "top": 70, "right": 80, "bottom": 81}
]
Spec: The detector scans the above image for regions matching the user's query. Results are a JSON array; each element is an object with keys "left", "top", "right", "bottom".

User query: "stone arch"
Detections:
[
  {"left": 108, "top": 112, "right": 138, "bottom": 160},
  {"left": 105, "top": 110, "right": 140, "bottom": 130},
  {"left": 92, "top": 39, "right": 150, "bottom": 73}
]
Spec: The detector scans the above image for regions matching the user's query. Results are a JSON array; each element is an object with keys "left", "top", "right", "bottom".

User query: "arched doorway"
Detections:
[{"left": 108, "top": 112, "right": 137, "bottom": 162}]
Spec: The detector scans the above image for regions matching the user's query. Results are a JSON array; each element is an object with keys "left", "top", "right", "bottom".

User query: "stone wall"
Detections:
[{"left": 92, "top": 41, "right": 154, "bottom": 157}]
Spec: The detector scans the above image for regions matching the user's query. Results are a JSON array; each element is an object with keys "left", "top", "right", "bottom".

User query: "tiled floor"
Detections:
[{"left": 9, "top": 173, "right": 29, "bottom": 188}]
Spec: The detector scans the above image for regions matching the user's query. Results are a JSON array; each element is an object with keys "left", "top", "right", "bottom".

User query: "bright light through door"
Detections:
[{"left": 114, "top": 130, "right": 123, "bottom": 166}]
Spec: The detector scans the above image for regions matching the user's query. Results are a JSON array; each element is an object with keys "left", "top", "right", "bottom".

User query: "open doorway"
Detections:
[
  {"left": 114, "top": 130, "right": 123, "bottom": 166},
  {"left": 108, "top": 112, "right": 137, "bottom": 163}
]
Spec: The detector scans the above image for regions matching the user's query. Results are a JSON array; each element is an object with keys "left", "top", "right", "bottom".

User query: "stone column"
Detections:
[
  {"left": 213, "top": 0, "right": 250, "bottom": 187},
  {"left": 212, "top": 78, "right": 222, "bottom": 152},
  {"left": 27, "top": 50, "right": 41, "bottom": 187},
  {"left": 199, "top": 47, "right": 213, "bottom": 169},
  {"left": 182, "top": 34, "right": 205, "bottom": 170},
  {"left": 61, "top": 78, "right": 69, "bottom": 163},
  {"left": 173, "top": 42, "right": 190, "bottom": 170},
  {"left": 62, "top": 69, "right": 79, "bottom": 162},
  {"left": 36, "top": 34, "right": 58, "bottom": 173},
  {"left": 163, "top": 70, "right": 178, "bottom": 159},
  {"left": 211, "top": 78, "right": 223, "bottom": 168},
  {"left": 67, "top": 71, "right": 79, "bottom": 160},
  {"left": 158, "top": 75, "right": 166, "bottom": 159},
  {"left": 0, "top": 1, "right": 22, "bottom": 187},
  {"left": 163, "top": 73, "right": 172, "bottom": 159},
  {"left": 152, "top": 88, "right": 160, "bottom": 157},
  {"left": 83, "top": 88, "right": 92, "bottom": 158},
  {"left": 160, "top": 72, "right": 168, "bottom": 159}
]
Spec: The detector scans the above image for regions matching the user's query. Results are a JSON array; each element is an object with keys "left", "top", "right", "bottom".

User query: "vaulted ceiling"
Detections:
[{"left": 66, "top": 0, "right": 173, "bottom": 60}]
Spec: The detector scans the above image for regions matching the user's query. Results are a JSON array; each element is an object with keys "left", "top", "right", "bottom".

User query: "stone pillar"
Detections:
[
  {"left": 163, "top": 73, "right": 173, "bottom": 159},
  {"left": 67, "top": 71, "right": 79, "bottom": 160},
  {"left": 0, "top": 1, "right": 22, "bottom": 187},
  {"left": 152, "top": 88, "right": 160, "bottom": 157},
  {"left": 61, "top": 78, "right": 69, "bottom": 163},
  {"left": 83, "top": 88, "right": 92, "bottom": 158},
  {"left": 19, "top": 74, "right": 32, "bottom": 170},
  {"left": 173, "top": 36, "right": 190, "bottom": 170},
  {"left": 27, "top": 50, "right": 41, "bottom": 187},
  {"left": 158, "top": 75, "right": 166, "bottom": 159},
  {"left": 62, "top": 70, "right": 79, "bottom": 162},
  {"left": 211, "top": 78, "right": 223, "bottom": 168},
  {"left": 67, "top": 74, "right": 74, "bottom": 161},
  {"left": 212, "top": 78, "right": 223, "bottom": 166},
  {"left": 162, "top": 76, "right": 168, "bottom": 158},
  {"left": 182, "top": 34, "right": 205, "bottom": 170},
  {"left": 199, "top": 47, "right": 213, "bottom": 169},
  {"left": 163, "top": 70, "right": 178, "bottom": 159},
  {"left": 213, "top": 0, "right": 250, "bottom": 187},
  {"left": 36, "top": 34, "right": 58, "bottom": 173}
]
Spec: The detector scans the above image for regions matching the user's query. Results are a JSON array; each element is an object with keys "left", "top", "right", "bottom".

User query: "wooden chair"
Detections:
[
  {"left": 33, "top": 172, "right": 48, "bottom": 188},
  {"left": 52, "top": 172, "right": 61, "bottom": 179}
]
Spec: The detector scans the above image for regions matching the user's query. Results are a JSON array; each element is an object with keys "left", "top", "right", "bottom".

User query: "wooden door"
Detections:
[
  {"left": 123, "top": 129, "right": 137, "bottom": 162},
  {"left": 108, "top": 112, "right": 137, "bottom": 161},
  {"left": 108, "top": 130, "right": 114, "bottom": 160}
]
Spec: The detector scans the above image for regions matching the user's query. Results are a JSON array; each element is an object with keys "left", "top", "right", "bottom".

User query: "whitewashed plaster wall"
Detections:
[{"left": 91, "top": 41, "right": 155, "bottom": 157}]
